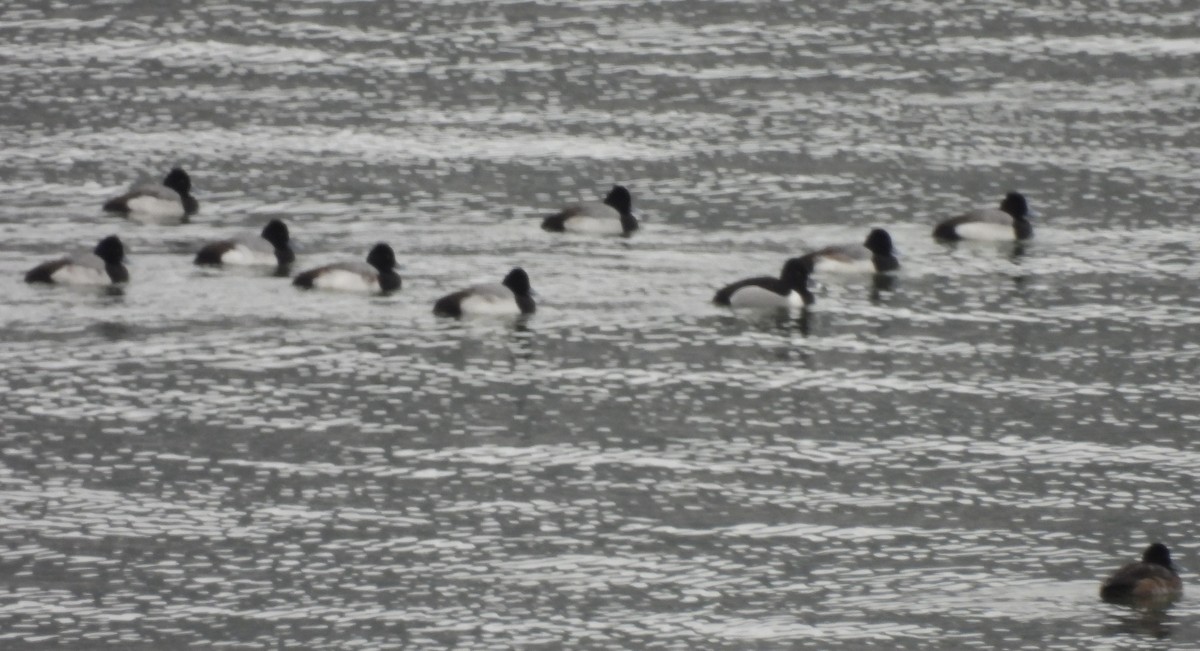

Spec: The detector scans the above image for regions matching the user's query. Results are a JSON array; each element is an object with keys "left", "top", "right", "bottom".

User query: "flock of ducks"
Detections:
[
  {"left": 19, "top": 168, "right": 1183, "bottom": 603},
  {"left": 26, "top": 168, "right": 536, "bottom": 316},
  {"left": 24, "top": 168, "right": 1041, "bottom": 317}
]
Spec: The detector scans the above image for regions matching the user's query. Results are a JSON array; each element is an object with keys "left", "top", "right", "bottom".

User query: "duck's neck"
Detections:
[
  {"left": 105, "top": 263, "right": 129, "bottom": 284},
  {"left": 274, "top": 247, "right": 295, "bottom": 266},
  {"left": 620, "top": 212, "right": 638, "bottom": 234}
]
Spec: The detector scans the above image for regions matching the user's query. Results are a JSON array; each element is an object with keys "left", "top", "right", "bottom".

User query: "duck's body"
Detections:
[
  {"left": 714, "top": 257, "right": 813, "bottom": 309},
  {"left": 103, "top": 168, "right": 199, "bottom": 223},
  {"left": 195, "top": 219, "right": 294, "bottom": 269},
  {"left": 933, "top": 192, "right": 1035, "bottom": 241},
  {"left": 1100, "top": 543, "right": 1183, "bottom": 603},
  {"left": 434, "top": 268, "right": 535, "bottom": 318},
  {"left": 293, "top": 243, "right": 401, "bottom": 294},
  {"left": 542, "top": 185, "right": 637, "bottom": 236},
  {"left": 802, "top": 228, "right": 899, "bottom": 274},
  {"left": 25, "top": 236, "right": 128, "bottom": 286}
]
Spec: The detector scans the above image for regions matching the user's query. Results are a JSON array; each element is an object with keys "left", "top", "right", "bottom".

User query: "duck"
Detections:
[
  {"left": 713, "top": 257, "right": 814, "bottom": 309},
  {"left": 194, "top": 219, "right": 294, "bottom": 270},
  {"left": 25, "top": 235, "right": 128, "bottom": 286},
  {"left": 541, "top": 185, "right": 637, "bottom": 235},
  {"left": 292, "top": 243, "right": 401, "bottom": 294},
  {"left": 102, "top": 168, "right": 199, "bottom": 222},
  {"left": 933, "top": 191, "right": 1036, "bottom": 241},
  {"left": 433, "top": 267, "right": 535, "bottom": 317},
  {"left": 1100, "top": 543, "right": 1183, "bottom": 604},
  {"left": 800, "top": 228, "right": 899, "bottom": 274}
]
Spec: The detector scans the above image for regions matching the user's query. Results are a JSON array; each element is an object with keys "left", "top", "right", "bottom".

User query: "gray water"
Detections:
[{"left": 2, "top": 0, "right": 1199, "bottom": 648}]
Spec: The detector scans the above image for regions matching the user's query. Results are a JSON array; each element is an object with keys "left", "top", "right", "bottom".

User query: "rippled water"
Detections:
[{"left": 2, "top": 0, "right": 1199, "bottom": 648}]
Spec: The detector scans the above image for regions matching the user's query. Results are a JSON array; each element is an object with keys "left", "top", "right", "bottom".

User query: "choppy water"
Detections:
[{"left": 2, "top": 0, "right": 1199, "bottom": 648}]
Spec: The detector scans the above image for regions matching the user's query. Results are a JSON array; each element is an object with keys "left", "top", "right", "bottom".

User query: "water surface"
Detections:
[{"left": 2, "top": 0, "right": 1199, "bottom": 648}]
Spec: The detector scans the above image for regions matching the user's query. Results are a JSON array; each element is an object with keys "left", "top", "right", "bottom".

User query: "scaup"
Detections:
[
  {"left": 103, "top": 168, "right": 199, "bottom": 223},
  {"left": 25, "top": 235, "right": 128, "bottom": 286},
  {"left": 801, "top": 228, "right": 899, "bottom": 274},
  {"left": 292, "top": 243, "right": 401, "bottom": 294},
  {"left": 933, "top": 191, "right": 1036, "bottom": 241},
  {"left": 542, "top": 185, "right": 637, "bottom": 236},
  {"left": 195, "top": 219, "right": 294, "bottom": 270},
  {"left": 713, "top": 257, "right": 814, "bottom": 309},
  {"left": 433, "top": 267, "right": 535, "bottom": 317},
  {"left": 1100, "top": 543, "right": 1182, "bottom": 604}
]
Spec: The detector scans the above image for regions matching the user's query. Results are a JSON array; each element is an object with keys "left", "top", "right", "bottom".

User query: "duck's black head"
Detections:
[
  {"left": 779, "top": 256, "right": 813, "bottom": 291},
  {"left": 604, "top": 185, "right": 633, "bottom": 215},
  {"left": 864, "top": 228, "right": 895, "bottom": 255},
  {"left": 1000, "top": 192, "right": 1031, "bottom": 219},
  {"left": 93, "top": 235, "right": 126, "bottom": 265},
  {"left": 502, "top": 267, "right": 532, "bottom": 296},
  {"left": 260, "top": 219, "right": 290, "bottom": 248},
  {"left": 1143, "top": 543, "right": 1174, "bottom": 569},
  {"left": 163, "top": 168, "right": 192, "bottom": 195},
  {"left": 367, "top": 243, "right": 398, "bottom": 272}
]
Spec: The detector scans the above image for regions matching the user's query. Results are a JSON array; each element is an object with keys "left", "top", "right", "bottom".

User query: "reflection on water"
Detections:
[
  {"left": 88, "top": 320, "right": 136, "bottom": 341},
  {"left": 717, "top": 309, "right": 812, "bottom": 339},
  {"left": 2, "top": 0, "right": 1199, "bottom": 648},
  {"left": 1103, "top": 606, "right": 1176, "bottom": 641}
]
